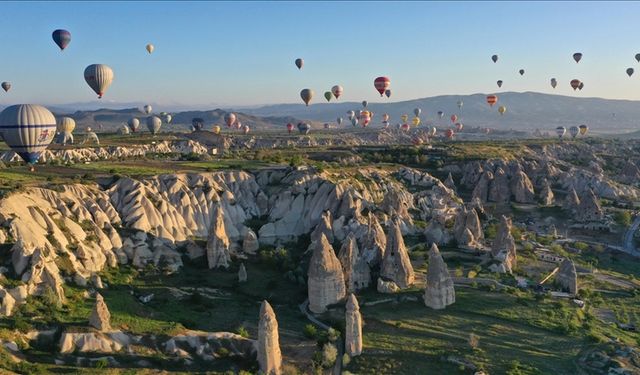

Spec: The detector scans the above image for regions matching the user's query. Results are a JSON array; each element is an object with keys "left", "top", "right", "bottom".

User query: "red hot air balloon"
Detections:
[
  {"left": 286, "top": 123, "right": 294, "bottom": 133},
  {"left": 445, "top": 129, "right": 455, "bottom": 139},
  {"left": 486, "top": 95, "right": 498, "bottom": 107},
  {"left": 450, "top": 114, "right": 457, "bottom": 123},
  {"left": 374, "top": 77, "right": 391, "bottom": 96},
  {"left": 570, "top": 79, "right": 581, "bottom": 91}
]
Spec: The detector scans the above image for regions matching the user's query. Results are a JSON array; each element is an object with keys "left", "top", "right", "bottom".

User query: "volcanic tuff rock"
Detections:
[
  {"left": 338, "top": 233, "right": 371, "bottom": 293},
  {"left": 511, "top": 170, "right": 536, "bottom": 203},
  {"left": 361, "top": 212, "right": 387, "bottom": 266},
  {"left": 556, "top": 258, "right": 578, "bottom": 294},
  {"left": 539, "top": 178, "right": 555, "bottom": 206},
  {"left": 242, "top": 229, "right": 259, "bottom": 254},
  {"left": 206, "top": 205, "right": 231, "bottom": 269},
  {"left": 308, "top": 234, "right": 346, "bottom": 314},
  {"left": 238, "top": 263, "right": 247, "bottom": 283},
  {"left": 345, "top": 294, "right": 363, "bottom": 357},
  {"left": 619, "top": 160, "right": 640, "bottom": 184},
  {"left": 488, "top": 167, "right": 511, "bottom": 203},
  {"left": 563, "top": 187, "right": 581, "bottom": 212},
  {"left": 423, "top": 244, "right": 455, "bottom": 310},
  {"left": 490, "top": 216, "right": 517, "bottom": 273},
  {"left": 257, "top": 301, "right": 282, "bottom": 375},
  {"left": 574, "top": 189, "right": 604, "bottom": 223},
  {"left": 453, "top": 206, "right": 483, "bottom": 249},
  {"left": 310, "top": 210, "right": 334, "bottom": 244},
  {"left": 380, "top": 220, "right": 414, "bottom": 289},
  {"left": 89, "top": 293, "right": 111, "bottom": 332},
  {"left": 472, "top": 171, "right": 493, "bottom": 203},
  {"left": 376, "top": 277, "right": 400, "bottom": 293},
  {"left": 444, "top": 172, "right": 456, "bottom": 191}
]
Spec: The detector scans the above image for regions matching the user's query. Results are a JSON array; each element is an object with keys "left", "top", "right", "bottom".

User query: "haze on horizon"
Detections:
[{"left": 0, "top": 1, "right": 639, "bottom": 109}]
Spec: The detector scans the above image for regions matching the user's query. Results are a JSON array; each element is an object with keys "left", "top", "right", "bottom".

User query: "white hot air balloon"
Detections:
[
  {"left": 143, "top": 105, "right": 152, "bottom": 115},
  {"left": 56, "top": 116, "right": 76, "bottom": 145},
  {"left": 146, "top": 44, "right": 154, "bottom": 54},
  {"left": 165, "top": 114, "right": 172, "bottom": 124},
  {"left": 556, "top": 126, "right": 566, "bottom": 140},
  {"left": 147, "top": 116, "right": 162, "bottom": 134},
  {"left": 127, "top": 117, "right": 140, "bottom": 132},
  {"left": 0, "top": 104, "right": 57, "bottom": 164},
  {"left": 84, "top": 64, "right": 114, "bottom": 99},
  {"left": 118, "top": 124, "right": 130, "bottom": 135}
]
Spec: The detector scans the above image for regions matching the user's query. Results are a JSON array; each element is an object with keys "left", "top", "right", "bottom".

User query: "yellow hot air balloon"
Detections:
[
  {"left": 411, "top": 117, "right": 421, "bottom": 126},
  {"left": 498, "top": 106, "right": 507, "bottom": 115},
  {"left": 401, "top": 114, "right": 408, "bottom": 123},
  {"left": 213, "top": 125, "right": 221, "bottom": 134},
  {"left": 146, "top": 44, "right": 154, "bottom": 54}
]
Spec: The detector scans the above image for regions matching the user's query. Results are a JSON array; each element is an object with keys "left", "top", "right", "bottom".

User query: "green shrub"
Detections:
[{"left": 303, "top": 324, "right": 318, "bottom": 339}]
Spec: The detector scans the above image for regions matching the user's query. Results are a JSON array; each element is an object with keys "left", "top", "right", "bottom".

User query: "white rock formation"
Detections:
[
  {"left": 380, "top": 220, "right": 414, "bottom": 289},
  {"left": 257, "top": 301, "right": 282, "bottom": 375},
  {"left": 206, "top": 205, "right": 231, "bottom": 269},
  {"left": 89, "top": 293, "right": 111, "bottom": 332},
  {"left": 423, "top": 244, "right": 455, "bottom": 309},
  {"left": 338, "top": 233, "right": 371, "bottom": 293},
  {"left": 490, "top": 216, "right": 517, "bottom": 273},
  {"left": 308, "top": 234, "right": 346, "bottom": 314},
  {"left": 242, "top": 229, "right": 259, "bottom": 254},
  {"left": 345, "top": 294, "right": 363, "bottom": 357}
]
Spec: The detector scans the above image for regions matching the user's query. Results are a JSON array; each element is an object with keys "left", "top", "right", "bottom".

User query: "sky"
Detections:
[{"left": 0, "top": 1, "right": 639, "bottom": 110}]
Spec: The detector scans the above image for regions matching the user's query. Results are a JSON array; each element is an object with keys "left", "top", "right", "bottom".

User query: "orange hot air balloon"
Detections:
[
  {"left": 374, "top": 76, "right": 391, "bottom": 96},
  {"left": 570, "top": 79, "right": 581, "bottom": 91},
  {"left": 486, "top": 95, "right": 498, "bottom": 107}
]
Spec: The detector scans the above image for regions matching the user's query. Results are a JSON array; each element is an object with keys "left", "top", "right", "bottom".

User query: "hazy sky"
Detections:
[{"left": 0, "top": 1, "right": 639, "bottom": 109}]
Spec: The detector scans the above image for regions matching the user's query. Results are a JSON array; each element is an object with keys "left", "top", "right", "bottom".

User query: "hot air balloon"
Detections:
[
  {"left": 146, "top": 44, "right": 154, "bottom": 54},
  {"left": 498, "top": 106, "right": 507, "bottom": 115},
  {"left": 224, "top": 113, "right": 236, "bottom": 127},
  {"left": 414, "top": 108, "right": 422, "bottom": 117},
  {"left": 361, "top": 100, "right": 368, "bottom": 108},
  {"left": 485, "top": 128, "right": 491, "bottom": 134},
  {"left": 323, "top": 123, "right": 330, "bottom": 129},
  {"left": 213, "top": 125, "right": 221, "bottom": 134},
  {"left": 298, "top": 122, "right": 311, "bottom": 134},
  {"left": 519, "top": 69, "right": 525, "bottom": 76},
  {"left": 412, "top": 117, "right": 421, "bottom": 126},
  {"left": 636, "top": 54, "right": 640, "bottom": 63},
  {"left": 445, "top": 129, "right": 454, "bottom": 139},
  {"left": 347, "top": 110, "right": 355, "bottom": 120},
  {"left": 118, "top": 125, "right": 130, "bottom": 135},
  {"left": 579, "top": 124, "right": 588, "bottom": 135},
  {"left": 143, "top": 105, "right": 152, "bottom": 114},
  {"left": 497, "top": 80, "right": 503, "bottom": 88},
  {"left": 550, "top": 78, "right": 558, "bottom": 89},
  {"left": 555, "top": 126, "right": 566, "bottom": 139},
  {"left": 578, "top": 82, "right": 584, "bottom": 90},
  {"left": 412, "top": 136, "right": 424, "bottom": 146},
  {"left": 570, "top": 79, "right": 581, "bottom": 90},
  {"left": 569, "top": 126, "right": 579, "bottom": 139},
  {"left": 324, "top": 91, "right": 332, "bottom": 102},
  {"left": 127, "top": 118, "right": 140, "bottom": 133},
  {"left": 52, "top": 29, "right": 71, "bottom": 51},
  {"left": 356, "top": 110, "right": 363, "bottom": 119},
  {"left": 242, "top": 125, "right": 250, "bottom": 134},
  {"left": 286, "top": 123, "right": 294, "bottom": 133},
  {"left": 351, "top": 118, "right": 357, "bottom": 127},
  {"left": 84, "top": 64, "right": 114, "bottom": 99},
  {"left": 627, "top": 68, "right": 634, "bottom": 77},
  {"left": 486, "top": 95, "right": 498, "bottom": 107},
  {"left": 374, "top": 76, "right": 391, "bottom": 96},
  {"left": 384, "top": 89, "right": 391, "bottom": 98},
  {"left": 401, "top": 123, "right": 410, "bottom": 132},
  {"left": 165, "top": 114, "right": 172, "bottom": 124},
  {"left": 192, "top": 118, "right": 205, "bottom": 131},
  {"left": 401, "top": 114, "right": 409, "bottom": 123},
  {"left": 428, "top": 127, "right": 437, "bottom": 137},
  {"left": 573, "top": 52, "right": 582, "bottom": 63},
  {"left": 382, "top": 113, "right": 390, "bottom": 122},
  {"left": 457, "top": 100, "right": 463, "bottom": 109},
  {"left": 450, "top": 114, "right": 458, "bottom": 123},
  {"left": 455, "top": 122, "right": 464, "bottom": 132},
  {"left": 0, "top": 104, "right": 56, "bottom": 164},
  {"left": 147, "top": 116, "right": 162, "bottom": 135},
  {"left": 295, "top": 58, "right": 303, "bottom": 69},
  {"left": 56, "top": 117, "right": 75, "bottom": 145},
  {"left": 1, "top": 82, "right": 11, "bottom": 92},
  {"left": 337, "top": 117, "right": 343, "bottom": 126},
  {"left": 491, "top": 54, "right": 498, "bottom": 63},
  {"left": 235, "top": 121, "right": 242, "bottom": 130},
  {"left": 300, "top": 89, "right": 314, "bottom": 106},
  {"left": 437, "top": 111, "right": 444, "bottom": 119},
  {"left": 331, "top": 85, "right": 343, "bottom": 99}
]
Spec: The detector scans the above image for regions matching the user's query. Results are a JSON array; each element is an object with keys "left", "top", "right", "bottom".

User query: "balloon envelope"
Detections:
[
  {"left": 384, "top": 89, "right": 391, "bottom": 98},
  {"left": 579, "top": 125, "right": 588, "bottom": 135},
  {"left": 0, "top": 104, "right": 56, "bottom": 163},
  {"left": 411, "top": 117, "right": 420, "bottom": 126},
  {"left": 455, "top": 122, "right": 463, "bottom": 131},
  {"left": 52, "top": 29, "right": 71, "bottom": 50},
  {"left": 146, "top": 44, "right": 154, "bottom": 54},
  {"left": 57, "top": 117, "right": 76, "bottom": 133},
  {"left": 486, "top": 95, "right": 498, "bottom": 107},
  {"left": 374, "top": 76, "right": 391, "bottom": 96},
  {"left": 556, "top": 126, "right": 566, "bottom": 138},
  {"left": 127, "top": 118, "right": 140, "bottom": 132},
  {"left": 497, "top": 80, "right": 503, "bottom": 88},
  {"left": 224, "top": 113, "right": 237, "bottom": 127},
  {"left": 146, "top": 116, "right": 162, "bottom": 134},
  {"left": 437, "top": 111, "right": 444, "bottom": 119},
  {"left": 1, "top": 82, "right": 11, "bottom": 92},
  {"left": 192, "top": 118, "right": 204, "bottom": 131},
  {"left": 331, "top": 85, "right": 343, "bottom": 99},
  {"left": 627, "top": 68, "right": 634, "bottom": 77},
  {"left": 491, "top": 54, "right": 498, "bottom": 63},
  {"left": 295, "top": 58, "right": 303, "bottom": 69},
  {"left": 143, "top": 105, "right": 152, "bottom": 114},
  {"left": 498, "top": 106, "right": 507, "bottom": 115},
  {"left": 84, "top": 64, "right": 114, "bottom": 99},
  {"left": 569, "top": 126, "right": 579, "bottom": 138},
  {"left": 570, "top": 79, "right": 581, "bottom": 90},
  {"left": 636, "top": 54, "right": 640, "bottom": 63},
  {"left": 324, "top": 91, "right": 332, "bottom": 102},
  {"left": 300, "top": 89, "right": 314, "bottom": 106},
  {"left": 573, "top": 52, "right": 582, "bottom": 63},
  {"left": 519, "top": 69, "right": 525, "bottom": 76},
  {"left": 414, "top": 108, "right": 421, "bottom": 117},
  {"left": 550, "top": 78, "right": 557, "bottom": 88}
]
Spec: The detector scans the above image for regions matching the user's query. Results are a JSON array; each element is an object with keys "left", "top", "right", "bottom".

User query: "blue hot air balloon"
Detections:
[
  {"left": 52, "top": 29, "right": 71, "bottom": 51},
  {"left": 0, "top": 104, "right": 57, "bottom": 164}
]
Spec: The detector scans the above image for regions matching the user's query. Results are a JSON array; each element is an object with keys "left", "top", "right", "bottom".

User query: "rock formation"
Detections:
[
  {"left": 490, "top": 216, "right": 517, "bottom": 273},
  {"left": 453, "top": 206, "right": 483, "bottom": 249},
  {"left": 308, "top": 234, "right": 346, "bottom": 314},
  {"left": 472, "top": 171, "right": 493, "bottom": 203},
  {"left": 539, "top": 178, "right": 555, "bottom": 206},
  {"left": 310, "top": 210, "right": 334, "bottom": 244},
  {"left": 89, "top": 293, "right": 111, "bottom": 332},
  {"left": 206, "top": 205, "right": 231, "bottom": 269},
  {"left": 380, "top": 220, "right": 414, "bottom": 289},
  {"left": 338, "top": 233, "right": 371, "bottom": 293},
  {"left": 345, "top": 294, "right": 363, "bottom": 357},
  {"left": 361, "top": 212, "right": 387, "bottom": 266},
  {"left": 242, "top": 229, "right": 259, "bottom": 254},
  {"left": 488, "top": 168, "right": 511, "bottom": 203},
  {"left": 377, "top": 277, "right": 400, "bottom": 293},
  {"left": 510, "top": 170, "right": 535, "bottom": 203},
  {"left": 423, "top": 244, "right": 455, "bottom": 309},
  {"left": 444, "top": 173, "right": 456, "bottom": 191},
  {"left": 563, "top": 187, "right": 581, "bottom": 212},
  {"left": 575, "top": 189, "right": 604, "bottom": 222},
  {"left": 556, "top": 258, "right": 578, "bottom": 294},
  {"left": 257, "top": 300, "right": 282, "bottom": 375},
  {"left": 238, "top": 263, "right": 247, "bottom": 283},
  {"left": 619, "top": 160, "right": 640, "bottom": 184}
]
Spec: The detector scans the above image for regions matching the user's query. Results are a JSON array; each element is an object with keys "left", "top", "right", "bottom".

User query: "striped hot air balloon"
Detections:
[
  {"left": 374, "top": 76, "right": 391, "bottom": 96},
  {"left": 84, "top": 64, "right": 114, "bottom": 99},
  {"left": 52, "top": 29, "right": 71, "bottom": 51},
  {"left": 127, "top": 118, "right": 140, "bottom": 133},
  {"left": 486, "top": 95, "right": 498, "bottom": 107},
  {"left": 569, "top": 126, "right": 579, "bottom": 139},
  {"left": 146, "top": 116, "right": 162, "bottom": 135},
  {"left": 0, "top": 104, "right": 57, "bottom": 164}
]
